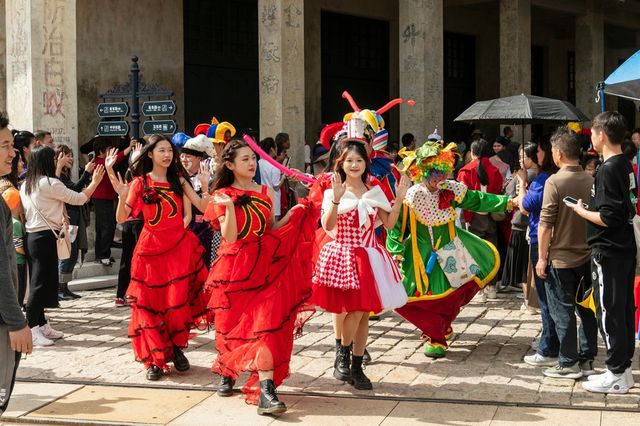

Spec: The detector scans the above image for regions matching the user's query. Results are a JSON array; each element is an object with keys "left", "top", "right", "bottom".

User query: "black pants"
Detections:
[
  {"left": 26, "top": 231, "right": 58, "bottom": 328},
  {"left": 0, "top": 325, "right": 21, "bottom": 415},
  {"left": 545, "top": 261, "right": 598, "bottom": 367},
  {"left": 117, "top": 219, "right": 143, "bottom": 299},
  {"left": 17, "top": 263, "right": 27, "bottom": 307},
  {"left": 94, "top": 198, "right": 115, "bottom": 260},
  {"left": 591, "top": 253, "right": 636, "bottom": 374}
]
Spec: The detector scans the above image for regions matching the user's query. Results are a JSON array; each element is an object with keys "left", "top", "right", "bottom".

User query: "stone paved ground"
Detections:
[{"left": 16, "top": 289, "right": 640, "bottom": 411}]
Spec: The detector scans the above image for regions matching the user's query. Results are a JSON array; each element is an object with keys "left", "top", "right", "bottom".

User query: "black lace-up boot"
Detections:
[
  {"left": 334, "top": 345, "right": 351, "bottom": 381},
  {"left": 351, "top": 355, "right": 372, "bottom": 390},
  {"left": 217, "top": 375, "right": 235, "bottom": 397},
  {"left": 257, "top": 379, "right": 287, "bottom": 415}
]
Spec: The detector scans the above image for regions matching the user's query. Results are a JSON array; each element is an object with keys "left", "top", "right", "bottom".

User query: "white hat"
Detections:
[{"left": 181, "top": 134, "right": 214, "bottom": 158}]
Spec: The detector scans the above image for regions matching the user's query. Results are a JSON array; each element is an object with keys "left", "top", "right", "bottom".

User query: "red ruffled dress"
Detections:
[
  {"left": 312, "top": 185, "right": 407, "bottom": 313},
  {"left": 126, "top": 175, "right": 209, "bottom": 369},
  {"left": 205, "top": 186, "right": 316, "bottom": 405}
]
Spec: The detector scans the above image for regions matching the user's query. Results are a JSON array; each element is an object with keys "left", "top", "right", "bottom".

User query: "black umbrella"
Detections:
[{"left": 453, "top": 94, "right": 590, "bottom": 124}]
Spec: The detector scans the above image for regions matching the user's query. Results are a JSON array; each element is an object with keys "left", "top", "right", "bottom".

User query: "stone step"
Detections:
[
  {"left": 72, "top": 260, "right": 120, "bottom": 280},
  {"left": 68, "top": 274, "right": 118, "bottom": 291},
  {"left": 82, "top": 247, "right": 122, "bottom": 263}
]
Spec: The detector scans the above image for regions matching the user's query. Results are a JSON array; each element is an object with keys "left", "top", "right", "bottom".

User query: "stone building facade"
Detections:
[{"left": 2, "top": 0, "right": 640, "bottom": 168}]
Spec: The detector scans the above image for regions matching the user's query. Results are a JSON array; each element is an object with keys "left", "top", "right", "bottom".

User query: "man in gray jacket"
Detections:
[{"left": 0, "top": 113, "right": 32, "bottom": 415}]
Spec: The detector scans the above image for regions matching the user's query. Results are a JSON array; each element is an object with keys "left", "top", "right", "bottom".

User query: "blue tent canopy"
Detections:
[{"left": 602, "top": 50, "right": 640, "bottom": 102}]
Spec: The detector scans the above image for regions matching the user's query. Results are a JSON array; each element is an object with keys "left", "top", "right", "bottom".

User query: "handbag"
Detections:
[
  {"left": 433, "top": 222, "right": 480, "bottom": 288},
  {"left": 28, "top": 195, "right": 72, "bottom": 260}
]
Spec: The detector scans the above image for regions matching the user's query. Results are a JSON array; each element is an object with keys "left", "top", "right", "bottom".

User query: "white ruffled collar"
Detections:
[{"left": 322, "top": 185, "right": 392, "bottom": 229}]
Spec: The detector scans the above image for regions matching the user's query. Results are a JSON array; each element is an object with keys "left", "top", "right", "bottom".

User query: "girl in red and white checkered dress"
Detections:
[{"left": 312, "top": 141, "right": 410, "bottom": 390}]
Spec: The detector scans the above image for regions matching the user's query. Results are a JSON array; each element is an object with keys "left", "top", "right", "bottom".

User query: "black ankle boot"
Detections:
[
  {"left": 217, "top": 375, "right": 235, "bottom": 397},
  {"left": 172, "top": 346, "right": 190, "bottom": 372},
  {"left": 350, "top": 355, "right": 372, "bottom": 390},
  {"left": 146, "top": 365, "right": 162, "bottom": 381},
  {"left": 333, "top": 345, "right": 351, "bottom": 382},
  {"left": 257, "top": 379, "right": 287, "bottom": 415},
  {"left": 62, "top": 283, "right": 81, "bottom": 299}
]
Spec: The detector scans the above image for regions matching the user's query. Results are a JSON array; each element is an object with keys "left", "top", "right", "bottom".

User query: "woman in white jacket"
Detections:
[{"left": 19, "top": 145, "right": 104, "bottom": 346}]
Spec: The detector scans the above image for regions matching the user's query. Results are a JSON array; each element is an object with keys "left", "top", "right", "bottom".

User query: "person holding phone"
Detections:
[
  {"left": 535, "top": 127, "right": 598, "bottom": 380},
  {"left": 566, "top": 111, "right": 637, "bottom": 394}
]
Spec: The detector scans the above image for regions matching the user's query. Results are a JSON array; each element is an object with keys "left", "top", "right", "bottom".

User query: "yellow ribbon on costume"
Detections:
[{"left": 409, "top": 210, "right": 429, "bottom": 295}]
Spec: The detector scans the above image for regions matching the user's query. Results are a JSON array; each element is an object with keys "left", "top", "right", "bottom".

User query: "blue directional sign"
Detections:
[
  {"left": 97, "top": 102, "right": 129, "bottom": 118},
  {"left": 142, "top": 120, "right": 177, "bottom": 135},
  {"left": 142, "top": 100, "right": 176, "bottom": 117},
  {"left": 97, "top": 121, "right": 129, "bottom": 136}
]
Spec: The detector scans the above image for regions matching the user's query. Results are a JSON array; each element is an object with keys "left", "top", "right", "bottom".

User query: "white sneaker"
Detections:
[
  {"left": 582, "top": 369, "right": 629, "bottom": 394},
  {"left": 524, "top": 353, "right": 558, "bottom": 367},
  {"left": 485, "top": 285, "right": 497, "bottom": 299},
  {"left": 41, "top": 321, "right": 64, "bottom": 340},
  {"left": 474, "top": 290, "right": 487, "bottom": 303},
  {"left": 31, "top": 326, "right": 55, "bottom": 347},
  {"left": 624, "top": 368, "right": 635, "bottom": 389}
]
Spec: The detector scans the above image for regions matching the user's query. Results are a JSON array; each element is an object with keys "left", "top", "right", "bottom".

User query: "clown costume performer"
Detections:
[{"left": 387, "top": 141, "right": 512, "bottom": 358}]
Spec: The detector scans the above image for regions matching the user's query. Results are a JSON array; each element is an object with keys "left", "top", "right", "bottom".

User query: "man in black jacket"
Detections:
[
  {"left": 567, "top": 111, "right": 637, "bottom": 394},
  {"left": 0, "top": 113, "right": 32, "bottom": 415}
]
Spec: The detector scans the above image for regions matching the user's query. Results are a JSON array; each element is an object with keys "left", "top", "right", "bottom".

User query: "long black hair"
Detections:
[
  {"left": 334, "top": 141, "right": 370, "bottom": 184},
  {"left": 212, "top": 139, "right": 254, "bottom": 191},
  {"left": 129, "top": 134, "right": 188, "bottom": 195},
  {"left": 24, "top": 145, "right": 57, "bottom": 195},
  {"left": 471, "top": 139, "right": 492, "bottom": 186},
  {"left": 323, "top": 139, "right": 345, "bottom": 173},
  {"left": 538, "top": 138, "right": 558, "bottom": 174}
]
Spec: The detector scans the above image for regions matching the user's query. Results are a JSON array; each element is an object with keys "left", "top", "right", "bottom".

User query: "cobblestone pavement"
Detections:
[{"left": 16, "top": 289, "right": 640, "bottom": 411}]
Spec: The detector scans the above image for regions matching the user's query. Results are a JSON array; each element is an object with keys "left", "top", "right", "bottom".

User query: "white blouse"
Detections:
[{"left": 20, "top": 177, "right": 88, "bottom": 233}]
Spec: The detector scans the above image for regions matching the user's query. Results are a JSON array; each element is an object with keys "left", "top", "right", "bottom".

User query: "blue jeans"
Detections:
[
  {"left": 545, "top": 262, "right": 598, "bottom": 367},
  {"left": 530, "top": 243, "right": 559, "bottom": 357}
]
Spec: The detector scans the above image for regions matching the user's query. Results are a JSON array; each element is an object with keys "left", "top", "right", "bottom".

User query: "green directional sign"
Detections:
[
  {"left": 142, "top": 120, "right": 177, "bottom": 135},
  {"left": 97, "top": 102, "right": 129, "bottom": 118},
  {"left": 142, "top": 100, "right": 176, "bottom": 117},
  {"left": 97, "top": 121, "right": 129, "bottom": 136}
]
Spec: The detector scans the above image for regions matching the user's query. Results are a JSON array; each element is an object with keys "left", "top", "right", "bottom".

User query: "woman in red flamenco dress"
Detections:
[
  {"left": 204, "top": 139, "right": 316, "bottom": 415},
  {"left": 110, "top": 135, "right": 211, "bottom": 381}
]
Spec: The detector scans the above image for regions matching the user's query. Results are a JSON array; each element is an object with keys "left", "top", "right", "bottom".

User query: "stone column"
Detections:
[
  {"left": 499, "top": 0, "right": 531, "bottom": 142},
  {"left": 575, "top": 0, "right": 603, "bottom": 121},
  {"left": 399, "top": 0, "right": 443, "bottom": 144},
  {"left": 5, "top": 0, "right": 78, "bottom": 159},
  {"left": 258, "top": 0, "right": 305, "bottom": 168}
]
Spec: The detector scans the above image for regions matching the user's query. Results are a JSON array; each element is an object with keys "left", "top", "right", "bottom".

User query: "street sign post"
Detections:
[
  {"left": 142, "top": 100, "right": 176, "bottom": 116},
  {"left": 142, "top": 120, "right": 177, "bottom": 135},
  {"left": 97, "top": 102, "right": 129, "bottom": 118},
  {"left": 97, "top": 121, "right": 129, "bottom": 136}
]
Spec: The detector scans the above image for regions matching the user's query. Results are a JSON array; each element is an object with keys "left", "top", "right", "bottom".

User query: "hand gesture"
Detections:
[
  {"left": 110, "top": 171, "right": 129, "bottom": 197},
  {"left": 211, "top": 193, "right": 234, "bottom": 207},
  {"left": 197, "top": 159, "right": 211, "bottom": 191},
  {"left": 85, "top": 159, "right": 95, "bottom": 173},
  {"left": 9, "top": 326, "right": 32, "bottom": 354},
  {"left": 130, "top": 142, "right": 143, "bottom": 164},
  {"left": 395, "top": 174, "right": 411, "bottom": 201},
  {"left": 55, "top": 152, "right": 65, "bottom": 175},
  {"left": 535, "top": 258, "right": 548, "bottom": 280},
  {"left": 515, "top": 168, "right": 527, "bottom": 185},
  {"left": 104, "top": 147, "right": 119, "bottom": 170},
  {"left": 565, "top": 198, "right": 586, "bottom": 214},
  {"left": 92, "top": 164, "right": 105, "bottom": 184},
  {"left": 129, "top": 138, "right": 138, "bottom": 149},
  {"left": 331, "top": 172, "right": 346, "bottom": 202}
]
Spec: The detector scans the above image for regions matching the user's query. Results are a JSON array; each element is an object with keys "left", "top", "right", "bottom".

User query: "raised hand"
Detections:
[
  {"left": 104, "top": 147, "right": 119, "bottom": 170},
  {"left": 197, "top": 159, "right": 211, "bottom": 191},
  {"left": 92, "top": 164, "right": 105, "bottom": 184},
  {"left": 331, "top": 172, "right": 346, "bottom": 202},
  {"left": 55, "top": 152, "right": 65, "bottom": 175},
  {"left": 130, "top": 142, "right": 144, "bottom": 164},
  {"left": 85, "top": 159, "right": 95, "bottom": 173},
  {"left": 395, "top": 174, "right": 411, "bottom": 201},
  {"left": 110, "top": 171, "right": 129, "bottom": 197}
]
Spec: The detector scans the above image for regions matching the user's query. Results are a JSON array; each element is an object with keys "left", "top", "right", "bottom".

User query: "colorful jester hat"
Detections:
[
  {"left": 193, "top": 117, "right": 236, "bottom": 144},
  {"left": 397, "top": 141, "right": 458, "bottom": 183}
]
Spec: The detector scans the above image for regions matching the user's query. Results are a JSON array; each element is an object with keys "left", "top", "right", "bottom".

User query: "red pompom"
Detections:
[
  {"left": 407, "top": 99, "right": 416, "bottom": 106},
  {"left": 438, "top": 189, "right": 455, "bottom": 209}
]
